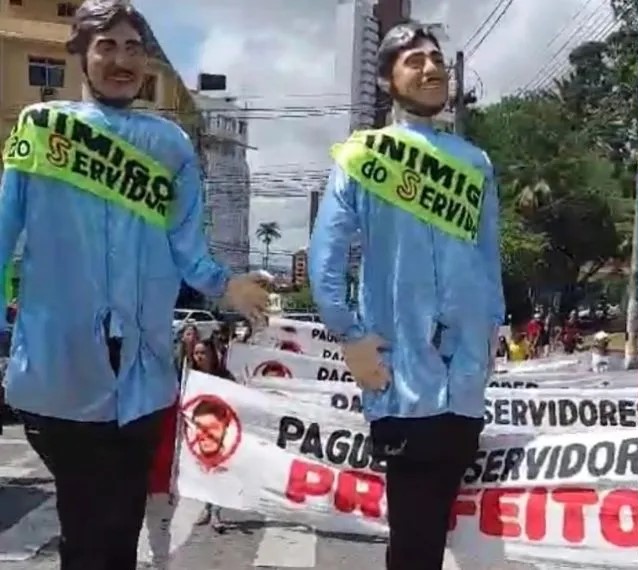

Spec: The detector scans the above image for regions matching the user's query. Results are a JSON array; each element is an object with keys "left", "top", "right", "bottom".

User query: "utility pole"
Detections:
[
  {"left": 453, "top": 51, "right": 465, "bottom": 135},
  {"left": 625, "top": 172, "right": 638, "bottom": 369}
]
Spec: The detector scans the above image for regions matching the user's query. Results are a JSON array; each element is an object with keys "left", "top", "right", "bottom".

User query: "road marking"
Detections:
[
  {"left": 0, "top": 496, "right": 59, "bottom": 561},
  {"left": 138, "top": 495, "right": 202, "bottom": 566},
  {"left": 253, "top": 523, "right": 317, "bottom": 568},
  {"left": 0, "top": 448, "right": 38, "bottom": 478},
  {"left": 0, "top": 438, "right": 28, "bottom": 445}
]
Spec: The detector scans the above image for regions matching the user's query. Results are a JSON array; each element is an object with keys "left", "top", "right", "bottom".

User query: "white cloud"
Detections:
[{"left": 140, "top": 0, "right": 614, "bottom": 267}]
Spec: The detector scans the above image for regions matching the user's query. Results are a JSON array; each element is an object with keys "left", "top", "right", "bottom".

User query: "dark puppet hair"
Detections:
[
  {"left": 66, "top": 0, "right": 149, "bottom": 56},
  {"left": 377, "top": 22, "right": 442, "bottom": 81}
]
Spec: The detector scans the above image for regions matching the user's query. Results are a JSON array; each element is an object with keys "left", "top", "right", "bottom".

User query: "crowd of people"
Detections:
[
  {"left": 495, "top": 307, "right": 614, "bottom": 372},
  {"left": 496, "top": 307, "right": 581, "bottom": 362}
]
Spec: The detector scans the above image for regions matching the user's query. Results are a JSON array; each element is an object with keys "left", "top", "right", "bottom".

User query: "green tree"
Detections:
[
  {"left": 466, "top": 94, "right": 627, "bottom": 311},
  {"left": 548, "top": 5, "right": 638, "bottom": 365},
  {"left": 255, "top": 221, "right": 281, "bottom": 270},
  {"left": 284, "top": 285, "right": 316, "bottom": 311}
]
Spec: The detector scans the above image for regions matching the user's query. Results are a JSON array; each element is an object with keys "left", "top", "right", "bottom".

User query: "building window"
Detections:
[
  {"left": 28, "top": 57, "right": 66, "bottom": 88},
  {"left": 138, "top": 75, "right": 157, "bottom": 102},
  {"left": 238, "top": 120, "right": 246, "bottom": 135},
  {"left": 57, "top": 2, "right": 77, "bottom": 16}
]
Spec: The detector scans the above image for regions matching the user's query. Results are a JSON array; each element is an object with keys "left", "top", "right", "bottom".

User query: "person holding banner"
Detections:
[
  {"left": 309, "top": 22, "right": 504, "bottom": 570},
  {"left": 0, "top": 2, "right": 270, "bottom": 569}
]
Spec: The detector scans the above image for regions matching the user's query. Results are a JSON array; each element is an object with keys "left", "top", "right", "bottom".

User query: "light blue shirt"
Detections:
[
  {"left": 0, "top": 101, "right": 231, "bottom": 425},
  {"left": 309, "top": 120, "right": 505, "bottom": 422}
]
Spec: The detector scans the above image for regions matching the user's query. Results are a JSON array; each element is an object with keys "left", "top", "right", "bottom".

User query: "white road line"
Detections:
[
  {"left": 0, "top": 448, "right": 38, "bottom": 478},
  {"left": 0, "top": 496, "right": 59, "bottom": 561},
  {"left": 253, "top": 523, "right": 317, "bottom": 568},
  {"left": 0, "top": 438, "right": 28, "bottom": 445},
  {"left": 137, "top": 495, "right": 202, "bottom": 566}
]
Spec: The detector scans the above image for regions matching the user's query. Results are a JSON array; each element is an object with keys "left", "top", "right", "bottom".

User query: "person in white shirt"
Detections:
[{"left": 590, "top": 331, "right": 610, "bottom": 373}]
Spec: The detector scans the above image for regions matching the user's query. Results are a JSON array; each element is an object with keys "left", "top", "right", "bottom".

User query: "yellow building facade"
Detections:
[{"left": 0, "top": 0, "right": 197, "bottom": 148}]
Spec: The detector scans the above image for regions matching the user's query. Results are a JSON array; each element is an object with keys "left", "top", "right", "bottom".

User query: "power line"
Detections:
[
  {"left": 6, "top": 100, "right": 386, "bottom": 122},
  {"left": 212, "top": 91, "right": 350, "bottom": 101},
  {"left": 516, "top": 4, "right": 613, "bottom": 94},
  {"left": 545, "top": 0, "right": 600, "bottom": 51},
  {"left": 502, "top": 0, "right": 606, "bottom": 95},
  {"left": 531, "top": 14, "right": 620, "bottom": 92},
  {"left": 526, "top": 9, "right": 612, "bottom": 92},
  {"left": 466, "top": 0, "right": 517, "bottom": 61},
  {"left": 462, "top": 0, "right": 509, "bottom": 51}
]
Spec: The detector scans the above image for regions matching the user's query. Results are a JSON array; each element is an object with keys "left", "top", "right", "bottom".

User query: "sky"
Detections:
[{"left": 135, "top": 0, "right": 613, "bottom": 268}]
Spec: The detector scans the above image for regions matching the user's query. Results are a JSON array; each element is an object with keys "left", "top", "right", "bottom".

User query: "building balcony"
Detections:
[{"left": 0, "top": 16, "right": 70, "bottom": 44}]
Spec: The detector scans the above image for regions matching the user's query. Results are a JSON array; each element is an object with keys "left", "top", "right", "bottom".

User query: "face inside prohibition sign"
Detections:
[{"left": 182, "top": 395, "right": 242, "bottom": 471}]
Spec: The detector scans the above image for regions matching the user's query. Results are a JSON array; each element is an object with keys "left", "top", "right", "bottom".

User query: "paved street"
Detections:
[
  {"left": 0, "top": 423, "right": 619, "bottom": 570},
  {"left": 0, "top": 424, "right": 387, "bottom": 569}
]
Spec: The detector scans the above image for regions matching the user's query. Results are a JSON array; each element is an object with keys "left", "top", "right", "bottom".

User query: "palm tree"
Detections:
[{"left": 256, "top": 222, "right": 282, "bottom": 270}]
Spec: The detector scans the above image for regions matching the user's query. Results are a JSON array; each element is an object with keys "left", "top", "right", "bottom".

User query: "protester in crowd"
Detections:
[
  {"left": 543, "top": 309, "right": 558, "bottom": 356},
  {"left": 561, "top": 310, "right": 582, "bottom": 354},
  {"left": 590, "top": 330, "right": 610, "bottom": 372},
  {"left": 217, "top": 322, "right": 235, "bottom": 365},
  {"left": 525, "top": 312, "right": 544, "bottom": 358},
  {"left": 0, "top": 2, "right": 270, "bottom": 568},
  {"left": 495, "top": 335, "right": 510, "bottom": 361},
  {"left": 175, "top": 324, "right": 200, "bottom": 373},
  {"left": 508, "top": 329, "right": 530, "bottom": 362},
  {"left": 308, "top": 22, "right": 504, "bottom": 570}
]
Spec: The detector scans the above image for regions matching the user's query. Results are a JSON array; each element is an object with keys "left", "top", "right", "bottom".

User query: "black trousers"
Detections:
[
  {"left": 371, "top": 413, "right": 483, "bottom": 570},
  {"left": 20, "top": 408, "right": 164, "bottom": 570}
]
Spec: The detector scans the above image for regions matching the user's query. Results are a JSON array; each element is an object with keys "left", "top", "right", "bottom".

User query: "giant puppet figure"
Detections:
[
  {"left": 0, "top": 1, "right": 269, "bottom": 568},
  {"left": 309, "top": 23, "right": 504, "bottom": 570}
]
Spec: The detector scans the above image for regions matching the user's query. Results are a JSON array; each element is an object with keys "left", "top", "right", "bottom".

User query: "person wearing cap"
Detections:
[
  {"left": 0, "top": 1, "right": 270, "bottom": 568},
  {"left": 309, "top": 22, "right": 504, "bottom": 570}
]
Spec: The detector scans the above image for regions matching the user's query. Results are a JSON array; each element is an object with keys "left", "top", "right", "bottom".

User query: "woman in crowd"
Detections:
[
  {"left": 508, "top": 328, "right": 530, "bottom": 362},
  {"left": 191, "top": 339, "right": 235, "bottom": 530},
  {"left": 175, "top": 323, "right": 200, "bottom": 372},
  {"left": 561, "top": 310, "right": 582, "bottom": 354},
  {"left": 495, "top": 335, "right": 510, "bottom": 361}
]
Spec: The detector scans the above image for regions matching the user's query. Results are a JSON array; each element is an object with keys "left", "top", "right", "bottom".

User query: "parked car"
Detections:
[
  {"left": 217, "top": 311, "right": 250, "bottom": 340},
  {"left": 172, "top": 308, "right": 220, "bottom": 339}
]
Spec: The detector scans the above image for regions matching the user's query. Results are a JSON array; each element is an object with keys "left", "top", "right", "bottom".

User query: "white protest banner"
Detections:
[
  {"left": 250, "top": 376, "right": 638, "bottom": 434},
  {"left": 250, "top": 316, "right": 343, "bottom": 360},
  {"left": 252, "top": 319, "right": 512, "bottom": 362},
  {"left": 227, "top": 342, "right": 351, "bottom": 383},
  {"left": 176, "top": 370, "right": 638, "bottom": 568},
  {"left": 490, "top": 369, "right": 638, "bottom": 390},
  {"left": 230, "top": 342, "right": 637, "bottom": 391},
  {"left": 495, "top": 355, "right": 583, "bottom": 374}
]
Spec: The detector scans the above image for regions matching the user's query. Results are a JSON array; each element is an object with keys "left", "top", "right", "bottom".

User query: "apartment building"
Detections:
[
  {"left": 193, "top": 92, "right": 251, "bottom": 274},
  {"left": 336, "top": 0, "right": 378, "bottom": 133},
  {"left": 291, "top": 249, "right": 308, "bottom": 287},
  {"left": 0, "top": 0, "right": 197, "bottom": 147}
]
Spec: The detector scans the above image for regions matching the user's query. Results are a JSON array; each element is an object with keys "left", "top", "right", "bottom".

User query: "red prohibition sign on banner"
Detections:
[{"left": 181, "top": 394, "right": 243, "bottom": 471}]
